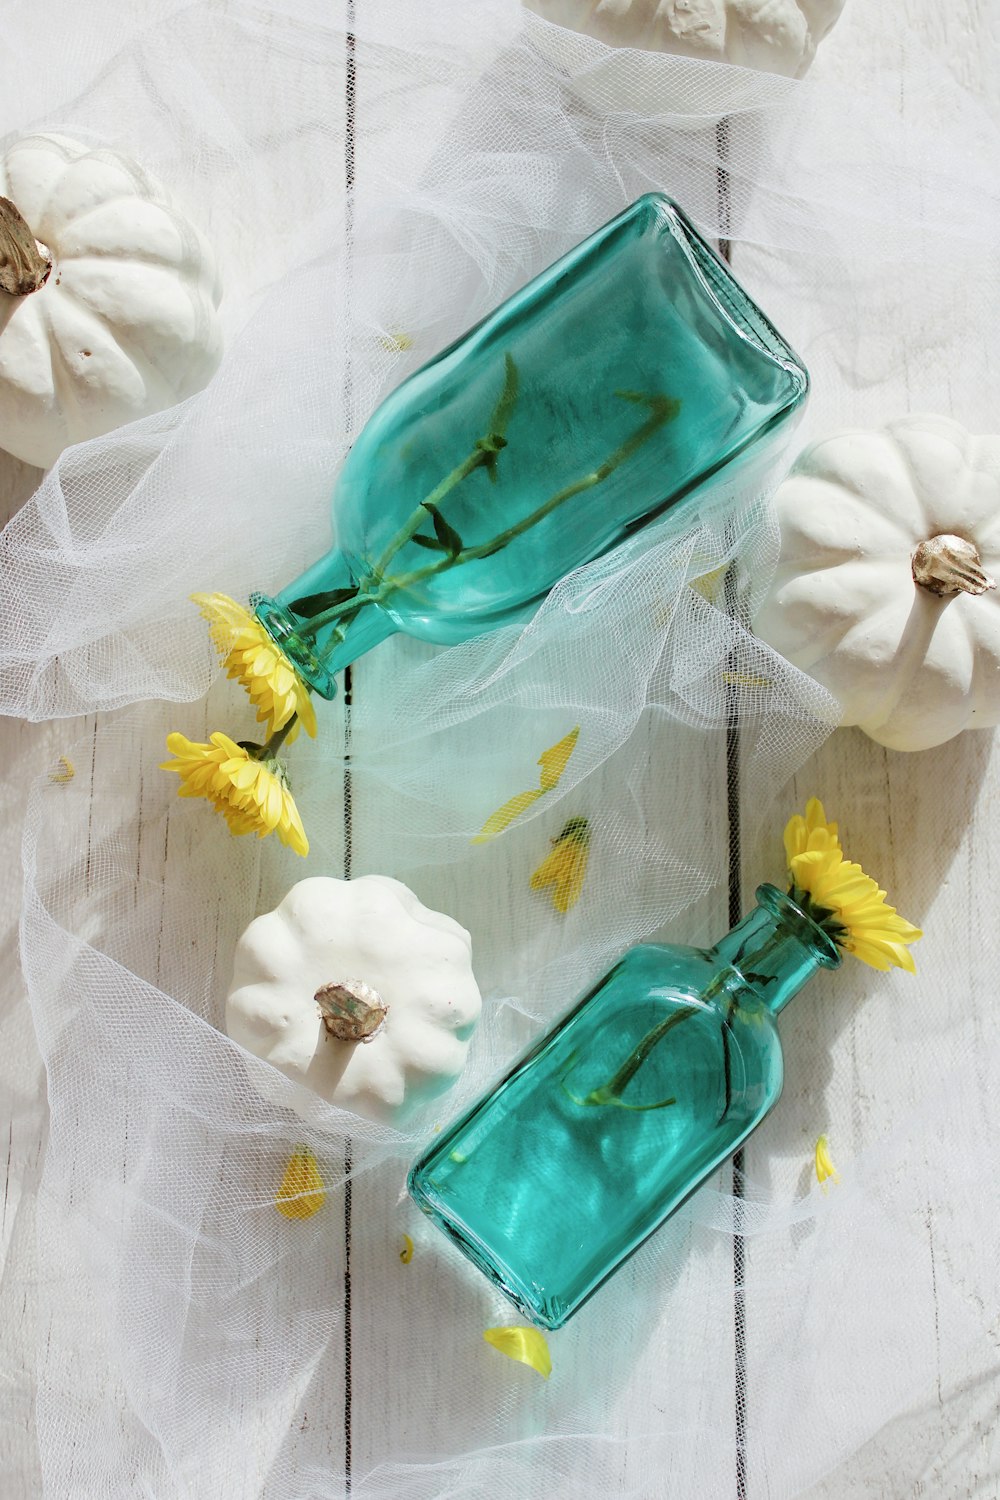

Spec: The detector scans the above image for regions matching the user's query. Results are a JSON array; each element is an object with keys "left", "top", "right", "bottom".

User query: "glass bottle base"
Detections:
[{"left": 407, "top": 1169, "right": 571, "bottom": 1330}]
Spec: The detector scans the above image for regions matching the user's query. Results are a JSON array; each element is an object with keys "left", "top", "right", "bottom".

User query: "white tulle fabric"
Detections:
[{"left": 2, "top": 1, "right": 1000, "bottom": 1496}]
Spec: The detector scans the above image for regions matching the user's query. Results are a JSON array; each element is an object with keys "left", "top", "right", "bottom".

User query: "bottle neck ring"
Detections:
[
  {"left": 713, "top": 883, "right": 842, "bottom": 1016},
  {"left": 253, "top": 549, "right": 396, "bottom": 700}
]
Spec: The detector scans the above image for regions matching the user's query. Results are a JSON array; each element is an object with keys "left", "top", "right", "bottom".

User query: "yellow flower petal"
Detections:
[
  {"left": 537, "top": 726, "right": 580, "bottom": 792},
  {"left": 530, "top": 817, "right": 591, "bottom": 913},
  {"left": 844, "top": 936, "right": 917, "bottom": 974},
  {"left": 400, "top": 1234, "right": 414, "bottom": 1264},
  {"left": 483, "top": 1326, "right": 552, "bottom": 1379},
  {"left": 161, "top": 732, "right": 309, "bottom": 856},
  {"left": 721, "top": 670, "right": 774, "bottom": 688},
  {"left": 275, "top": 1147, "right": 326, "bottom": 1219},
  {"left": 784, "top": 798, "right": 841, "bottom": 865},
  {"left": 192, "top": 592, "right": 316, "bottom": 740},
  {"left": 689, "top": 563, "right": 727, "bottom": 602},
  {"left": 815, "top": 1134, "right": 840, "bottom": 1188},
  {"left": 472, "top": 788, "right": 545, "bottom": 843},
  {"left": 785, "top": 801, "right": 920, "bottom": 974},
  {"left": 379, "top": 330, "right": 414, "bottom": 353},
  {"left": 49, "top": 755, "right": 75, "bottom": 784},
  {"left": 472, "top": 727, "right": 581, "bottom": 842},
  {"left": 278, "top": 794, "right": 310, "bottom": 858}
]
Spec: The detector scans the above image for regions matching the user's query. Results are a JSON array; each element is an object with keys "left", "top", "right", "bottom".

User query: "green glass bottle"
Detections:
[
  {"left": 253, "top": 194, "right": 808, "bottom": 698},
  {"left": 407, "top": 885, "right": 841, "bottom": 1330}
]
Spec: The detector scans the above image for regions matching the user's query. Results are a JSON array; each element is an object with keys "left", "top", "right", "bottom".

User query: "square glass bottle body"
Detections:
[
  {"left": 408, "top": 887, "right": 839, "bottom": 1329},
  {"left": 259, "top": 195, "right": 809, "bottom": 695}
]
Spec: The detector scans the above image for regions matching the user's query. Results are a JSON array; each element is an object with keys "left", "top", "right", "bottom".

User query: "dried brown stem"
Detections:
[{"left": 0, "top": 196, "right": 52, "bottom": 297}]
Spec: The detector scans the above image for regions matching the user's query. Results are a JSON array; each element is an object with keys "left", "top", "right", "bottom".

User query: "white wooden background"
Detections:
[{"left": 2, "top": 0, "right": 1000, "bottom": 1494}]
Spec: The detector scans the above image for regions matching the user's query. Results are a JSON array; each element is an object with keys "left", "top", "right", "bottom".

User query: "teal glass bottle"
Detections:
[
  {"left": 407, "top": 885, "right": 841, "bottom": 1330},
  {"left": 253, "top": 194, "right": 808, "bottom": 697}
]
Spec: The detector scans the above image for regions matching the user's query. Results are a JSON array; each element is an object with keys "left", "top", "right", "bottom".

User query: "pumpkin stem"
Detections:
[
  {"left": 315, "top": 979, "right": 388, "bottom": 1043},
  {"left": 0, "top": 196, "right": 52, "bottom": 297},
  {"left": 912, "top": 534, "right": 996, "bottom": 598}
]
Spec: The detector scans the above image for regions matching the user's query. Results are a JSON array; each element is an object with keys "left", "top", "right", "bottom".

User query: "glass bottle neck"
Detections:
[
  {"left": 712, "top": 883, "right": 842, "bottom": 1016},
  {"left": 253, "top": 548, "right": 396, "bottom": 699}
]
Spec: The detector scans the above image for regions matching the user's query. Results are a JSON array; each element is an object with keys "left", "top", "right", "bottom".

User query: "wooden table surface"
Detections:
[{"left": 2, "top": 2, "right": 999, "bottom": 1495}]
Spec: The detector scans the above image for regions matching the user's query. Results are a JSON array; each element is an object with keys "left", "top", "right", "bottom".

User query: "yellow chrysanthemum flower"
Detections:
[
  {"left": 482, "top": 1326, "right": 552, "bottom": 1380},
  {"left": 784, "top": 800, "right": 920, "bottom": 973},
  {"left": 814, "top": 1134, "right": 841, "bottom": 1189},
  {"left": 275, "top": 1146, "right": 326, "bottom": 1219},
  {"left": 472, "top": 726, "right": 580, "bottom": 843},
  {"left": 161, "top": 731, "right": 309, "bottom": 856},
  {"left": 530, "top": 815, "right": 591, "bottom": 914},
  {"left": 192, "top": 593, "right": 317, "bottom": 743}
]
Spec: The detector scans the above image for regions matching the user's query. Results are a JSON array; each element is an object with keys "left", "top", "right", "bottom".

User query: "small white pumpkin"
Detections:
[
  {"left": 226, "top": 876, "right": 482, "bottom": 1125},
  {"left": 524, "top": 0, "right": 845, "bottom": 79},
  {"left": 754, "top": 415, "right": 1000, "bottom": 752},
  {"left": 0, "top": 133, "right": 222, "bottom": 468}
]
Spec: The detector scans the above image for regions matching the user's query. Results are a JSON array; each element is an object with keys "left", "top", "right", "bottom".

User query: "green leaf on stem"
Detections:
[
  {"left": 422, "top": 502, "right": 464, "bottom": 557},
  {"left": 491, "top": 352, "right": 519, "bottom": 437},
  {"left": 473, "top": 353, "right": 520, "bottom": 482},
  {"left": 286, "top": 586, "right": 358, "bottom": 616}
]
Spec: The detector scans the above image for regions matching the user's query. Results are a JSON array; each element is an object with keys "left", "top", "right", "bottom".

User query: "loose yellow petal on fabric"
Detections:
[
  {"left": 275, "top": 1147, "right": 326, "bottom": 1220},
  {"left": 483, "top": 1326, "right": 552, "bottom": 1379},
  {"left": 379, "top": 330, "right": 414, "bottom": 352},
  {"left": 472, "top": 727, "right": 581, "bottom": 843},
  {"left": 399, "top": 1234, "right": 414, "bottom": 1264},
  {"left": 472, "top": 788, "right": 545, "bottom": 843},
  {"left": 49, "top": 755, "right": 75, "bottom": 784},
  {"left": 721, "top": 669, "right": 773, "bottom": 688},
  {"left": 784, "top": 800, "right": 920, "bottom": 973},
  {"left": 537, "top": 726, "right": 580, "bottom": 792},
  {"left": 689, "top": 563, "right": 727, "bottom": 602},
  {"left": 815, "top": 1134, "right": 841, "bottom": 1189},
  {"left": 531, "top": 816, "right": 591, "bottom": 913}
]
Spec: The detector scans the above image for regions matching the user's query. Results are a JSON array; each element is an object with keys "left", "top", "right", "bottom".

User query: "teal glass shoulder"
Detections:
[
  {"left": 254, "top": 194, "right": 808, "bottom": 697},
  {"left": 407, "top": 886, "right": 840, "bottom": 1330}
]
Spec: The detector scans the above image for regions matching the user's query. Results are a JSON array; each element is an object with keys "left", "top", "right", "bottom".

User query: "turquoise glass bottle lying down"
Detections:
[
  {"left": 253, "top": 193, "right": 808, "bottom": 696},
  {"left": 407, "top": 886, "right": 841, "bottom": 1330},
  {"left": 408, "top": 796, "right": 923, "bottom": 1330}
]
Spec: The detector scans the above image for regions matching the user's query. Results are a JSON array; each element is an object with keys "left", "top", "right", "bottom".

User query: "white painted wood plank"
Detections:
[
  {"left": 337, "top": 25, "right": 742, "bottom": 1494},
  {"left": 733, "top": 0, "right": 1000, "bottom": 1492},
  {"left": 345, "top": 646, "right": 738, "bottom": 1492},
  {"left": 0, "top": 445, "right": 61, "bottom": 1491}
]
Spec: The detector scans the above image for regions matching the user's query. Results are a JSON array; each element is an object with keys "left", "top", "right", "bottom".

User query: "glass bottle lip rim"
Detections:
[
  {"left": 253, "top": 593, "right": 340, "bottom": 699},
  {"left": 754, "top": 882, "right": 843, "bottom": 970}
]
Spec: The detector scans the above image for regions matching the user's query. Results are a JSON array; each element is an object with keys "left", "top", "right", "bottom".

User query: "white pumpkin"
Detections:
[
  {"left": 754, "top": 415, "right": 1000, "bottom": 752},
  {"left": 226, "top": 876, "right": 482, "bottom": 1125},
  {"left": 0, "top": 133, "right": 222, "bottom": 468},
  {"left": 524, "top": 0, "right": 845, "bottom": 79}
]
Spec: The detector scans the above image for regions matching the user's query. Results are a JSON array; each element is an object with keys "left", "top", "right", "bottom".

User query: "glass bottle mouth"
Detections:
[
  {"left": 252, "top": 594, "right": 339, "bottom": 699},
  {"left": 754, "top": 882, "right": 843, "bottom": 970}
]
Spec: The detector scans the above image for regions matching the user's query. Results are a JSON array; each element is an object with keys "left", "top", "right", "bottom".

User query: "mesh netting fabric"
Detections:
[{"left": 2, "top": 1, "right": 999, "bottom": 1495}]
